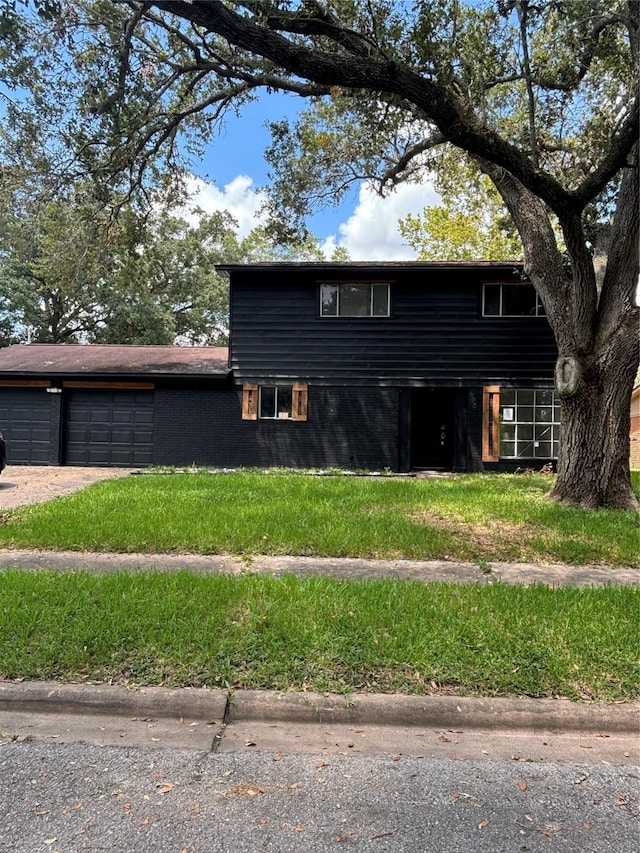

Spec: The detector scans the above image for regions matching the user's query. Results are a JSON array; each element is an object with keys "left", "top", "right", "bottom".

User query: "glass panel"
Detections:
[
  {"left": 501, "top": 284, "right": 537, "bottom": 316},
  {"left": 340, "top": 284, "right": 371, "bottom": 316},
  {"left": 500, "top": 388, "right": 515, "bottom": 406},
  {"left": 372, "top": 284, "right": 390, "bottom": 316},
  {"left": 536, "top": 441, "right": 552, "bottom": 458},
  {"left": 276, "top": 386, "right": 292, "bottom": 419},
  {"left": 259, "top": 386, "right": 276, "bottom": 419},
  {"left": 483, "top": 284, "right": 500, "bottom": 315},
  {"left": 518, "top": 423, "right": 534, "bottom": 441},
  {"left": 536, "top": 406, "right": 553, "bottom": 422},
  {"left": 517, "top": 389, "right": 534, "bottom": 405},
  {"left": 518, "top": 406, "right": 534, "bottom": 423},
  {"left": 501, "top": 441, "right": 516, "bottom": 457},
  {"left": 535, "top": 424, "right": 553, "bottom": 441},
  {"left": 501, "top": 424, "right": 516, "bottom": 442},
  {"left": 516, "top": 438, "right": 535, "bottom": 457},
  {"left": 320, "top": 284, "right": 338, "bottom": 316},
  {"left": 552, "top": 425, "right": 561, "bottom": 442},
  {"left": 536, "top": 389, "right": 553, "bottom": 406}
]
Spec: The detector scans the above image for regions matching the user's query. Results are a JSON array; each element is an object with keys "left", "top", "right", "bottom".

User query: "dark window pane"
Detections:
[
  {"left": 501, "top": 424, "right": 516, "bottom": 442},
  {"left": 483, "top": 285, "right": 500, "bottom": 315},
  {"left": 535, "top": 424, "right": 553, "bottom": 441},
  {"left": 320, "top": 284, "right": 338, "bottom": 316},
  {"left": 518, "top": 406, "right": 534, "bottom": 422},
  {"left": 276, "top": 386, "right": 292, "bottom": 418},
  {"left": 518, "top": 424, "right": 534, "bottom": 441},
  {"left": 501, "top": 440, "right": 516, "bottom": 457},
  {"left": 501, "top": 284, "right": 537, "bottom": 316},
  {"left": 372, "top": 284, "right": 390, "bottom": 316},
  {"left": 259, "top": 386, "right": 276, "bottom": 419},
  {"left": 516, "top": 439, "right": 535, "bottom": 457},
  {"left": 340, "top": 284, "right": 370, "bottom": 316},
  {"left": 536, "top": 441, "right": 552, "bottom": 458},
  {"left": 518, "top": 390, "right": 534, "bottom": 405},
  {"left": 536, "top": 390, "right": 553, "bottom": 406},
  {"left": 536, "top": 406, "right": 553, "bottom": 422},
  {"left": 501, "top": 388, "right": 515, "bottom": 406}
]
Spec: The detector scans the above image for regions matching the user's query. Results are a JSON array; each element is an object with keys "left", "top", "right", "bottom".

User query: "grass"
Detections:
[
  {"left": 0, "top": 570, "right": 637, "bottom": 701},
  {"left": 0, "top": 471, "right": 638, "bottom": 565}
]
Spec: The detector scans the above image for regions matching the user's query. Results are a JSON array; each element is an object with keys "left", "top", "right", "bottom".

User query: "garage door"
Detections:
[
  {"left": 0, "top": 388, "right": 54, "bottom": 464},
  {"left": 65, "top": 389, "right": 154, "bottom": 467}
]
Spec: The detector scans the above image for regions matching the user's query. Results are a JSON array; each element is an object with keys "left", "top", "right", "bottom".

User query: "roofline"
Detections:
[
  {"left": 0, "top": 370, "right": 231, "bottom": 382},
  {"left": 216, "top": 260, "right": 527, "bottom": 280}
]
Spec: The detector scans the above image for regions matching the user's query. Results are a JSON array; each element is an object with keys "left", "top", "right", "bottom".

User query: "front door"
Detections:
[{"left": 410, "top": 389, "right": 455, "bottom": 469}]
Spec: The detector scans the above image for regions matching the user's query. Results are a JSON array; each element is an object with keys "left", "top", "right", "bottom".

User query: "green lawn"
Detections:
[
  {"left": 0, "top": 471, "right": 638, "bottom": 565},
  {"left": 0, "top": 570, "right": 637, "bottom": 700}
]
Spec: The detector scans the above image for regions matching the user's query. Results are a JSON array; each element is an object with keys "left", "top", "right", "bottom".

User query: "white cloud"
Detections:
[
  {"left": 183, "top": 175, "right": 267, "bottom": 238},
  {"left": 181, "top": 173, "right": 440, "bottom": 261},
  {"left": 323, "top": 181, "right": 441, "bottom": 261}
]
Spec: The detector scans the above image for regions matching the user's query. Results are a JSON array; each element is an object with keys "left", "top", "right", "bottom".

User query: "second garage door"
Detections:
[{"left": 65, "top": 389, "right": 154, "bottom": 467}]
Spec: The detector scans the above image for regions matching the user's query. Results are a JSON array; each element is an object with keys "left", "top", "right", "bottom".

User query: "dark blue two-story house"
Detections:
[{"left": 0, "top": 261, "right": 559, "bottom": 471}]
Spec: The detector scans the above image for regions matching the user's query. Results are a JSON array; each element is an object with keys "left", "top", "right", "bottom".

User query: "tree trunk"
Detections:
[
  {"left": 481, "top": 153, "right": 639, "bottom": 511},
  {"left": 550, "top": 354, "right": 638, "bottom": 510}
]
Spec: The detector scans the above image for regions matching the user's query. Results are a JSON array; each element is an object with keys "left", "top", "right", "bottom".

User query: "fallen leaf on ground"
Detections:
[
  {"left": 479, "top": 819, "right": 490, "bottom": 829},
  {"left": 518, "top": 781, "right": 528, "bottom": 791},
  {"left": 156, "top": 784, "right": 174, "bottom": 795}
]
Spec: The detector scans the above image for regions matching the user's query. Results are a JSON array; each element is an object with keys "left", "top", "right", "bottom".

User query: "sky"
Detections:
[{"left": 182, "top": 94, "right": 441, "bottom": 260}]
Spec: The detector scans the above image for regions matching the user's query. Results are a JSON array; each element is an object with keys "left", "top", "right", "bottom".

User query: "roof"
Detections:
[
  {"left": 216, "top": 260, "right": 526, "bottom": 277},
  {"left": 0, "top": 345, "right": 230, "bottom": 378}
]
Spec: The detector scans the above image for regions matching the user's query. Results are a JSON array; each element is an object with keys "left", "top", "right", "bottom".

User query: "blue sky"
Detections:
[{"left": 183, "top": 92, "right": 440, "bottom": 260}]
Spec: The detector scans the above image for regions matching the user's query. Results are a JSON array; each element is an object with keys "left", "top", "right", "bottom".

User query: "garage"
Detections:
[
  {"left": 0, "top": 386, "right": 55, "bottom": 465},
  {"left": 64, "top": 388, "right": 155, "bottom": 467},
  {"left": 0, "top": 344, "right": 231, "bottom": 469}
]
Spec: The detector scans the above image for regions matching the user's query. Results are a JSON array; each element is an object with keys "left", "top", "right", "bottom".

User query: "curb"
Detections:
[
  {"left": 1, "top": 682, "right": 638, "bottom": 737},
  {"left": 0, "top": 680, "right": 228, "bottom": 722},
  {"left": 229, "top": 690, "right": 640, "bottom": 735}
]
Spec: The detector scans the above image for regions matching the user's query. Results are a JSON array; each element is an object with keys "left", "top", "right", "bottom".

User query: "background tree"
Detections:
[{"left": 2, "top": 0, "right": 638, "bottom": 509}]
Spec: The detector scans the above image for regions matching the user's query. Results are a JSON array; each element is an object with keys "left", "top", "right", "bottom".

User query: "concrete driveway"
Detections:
[{"left": 0, "top": 465, "right": 136, "bottom": 509}]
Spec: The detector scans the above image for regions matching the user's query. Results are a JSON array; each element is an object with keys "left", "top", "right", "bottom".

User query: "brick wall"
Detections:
[{"left": 153, "top": 385, "right": 401, "bottom": 470}]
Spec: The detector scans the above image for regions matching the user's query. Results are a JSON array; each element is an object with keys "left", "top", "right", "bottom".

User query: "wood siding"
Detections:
[{"left": 229, "top": 267, "right": 557, "bottom": 385}]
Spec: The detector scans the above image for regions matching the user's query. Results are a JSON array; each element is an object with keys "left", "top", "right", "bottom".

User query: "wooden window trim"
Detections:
[
  {"left": 292, "top": 384, "right": 308, "bottom": 421},
  {"left": 0, "top": 380, "right": 51, "bottom": 387},
  {"left": 62, "top": 381, "right": 154, "bottom": 389},
  {"left": 242, "top": 384, "right": 258, "bottom": 420},
  {"left": 482, "top": 386, "right": 500, "bottom": 462}
]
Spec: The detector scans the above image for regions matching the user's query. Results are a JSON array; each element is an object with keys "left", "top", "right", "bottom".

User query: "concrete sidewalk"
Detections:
[
  {"left": 0, "top": 680, "right": 638, "bottom": 763},
  {"left": 0, "top": 548, "right": 638, "bottom": 586}
]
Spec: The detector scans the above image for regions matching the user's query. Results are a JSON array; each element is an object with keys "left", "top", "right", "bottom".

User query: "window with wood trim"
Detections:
[
  {"left": 483, "top": 386, "right": 561, "bottom": 461},
  {"left": 243, "top": 383, "right": 308, "bottom": 421}
]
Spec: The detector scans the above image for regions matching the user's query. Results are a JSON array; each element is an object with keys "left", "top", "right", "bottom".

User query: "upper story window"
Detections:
[
  {"left": 320, "top": 282, "right": 390, "bottom": 317},
  {"left": 483, "top": 283, "right": 545, "bottom": 317}
]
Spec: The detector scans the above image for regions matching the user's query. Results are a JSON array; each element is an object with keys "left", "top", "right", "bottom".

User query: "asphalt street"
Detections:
[{"left": 1, "top": 740, "right": 638, "bottom": 853}]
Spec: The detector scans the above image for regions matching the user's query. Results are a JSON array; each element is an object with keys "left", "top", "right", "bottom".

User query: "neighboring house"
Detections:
[
  {"left": 631, "top": 384, "right": 640, "bottom": 471},
  {"left": 0, "top": 261, "right": 560, "bottom": 471}
]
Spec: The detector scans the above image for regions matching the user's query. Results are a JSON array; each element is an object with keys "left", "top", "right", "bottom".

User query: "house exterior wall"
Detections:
[
  {"left": 154, "top": 385, "right": 400, "bottom": 470},
  {"left": 229, "top": 266, "right": 557, "bottom": 386}
]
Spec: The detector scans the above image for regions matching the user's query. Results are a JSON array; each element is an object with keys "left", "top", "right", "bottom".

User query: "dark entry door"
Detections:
[{"left": 410, "top": 389, "right": 455, "bottom": 469}]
